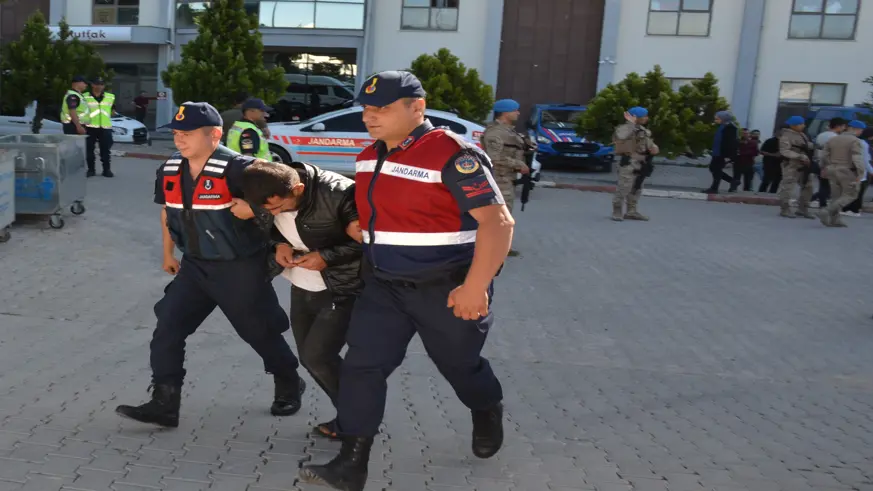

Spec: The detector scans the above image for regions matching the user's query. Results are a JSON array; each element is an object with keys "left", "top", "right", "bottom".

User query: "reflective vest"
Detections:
[
  {"left": 161, "top": 147, "right": 266, "bottom": 261},
  {"left": 355, "top": 125, "right": 481, "bottom": 281},
  {"left": 60, "top": 90, "right": 89, "bottom": 125},
  {"left": 83, "top": 92, "right": 115, "bottom": 128},
  {"left": 226, "top": 120, "right": 270, "bottom": 160}
]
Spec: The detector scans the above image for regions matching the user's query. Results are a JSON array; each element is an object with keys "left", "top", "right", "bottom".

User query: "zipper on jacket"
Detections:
[{"left": 366, "top": 149, "right": 394, "bottom": 271}]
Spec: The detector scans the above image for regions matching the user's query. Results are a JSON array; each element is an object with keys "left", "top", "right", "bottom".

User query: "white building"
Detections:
[{"left": 601, "top": 0, "right": 871, "bottom": 134}]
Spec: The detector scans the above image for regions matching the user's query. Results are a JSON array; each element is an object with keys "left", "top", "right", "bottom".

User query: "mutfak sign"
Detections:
[{"left": 48, "top": 26, "right": 133, "bottom": 43}]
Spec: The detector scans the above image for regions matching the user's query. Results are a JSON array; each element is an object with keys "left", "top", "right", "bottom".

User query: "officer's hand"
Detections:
[
  {"left": 519, "top": 164, "right": 530, "bottom": 175},
  {"left": 294, "top": 252, "right": 328, "bottom": 271},
  {"left": 163, "top": 255, "right": 180, "bottom": 275},
  {"left": 623, "top": 112, "right": 637, "bottom": 125},
  {"left": 76, "top": 125, "right": 86, "bottom": 135},
  {"left": 447, "top": 284, "right": 489, "bottom": 321},
  {"left": 230, "top": 198, "right": 255, "bottom": 220},
  {"left": 262, "top": 127, "right": 272, "bottom": 138},
  {"left": 650, "top": 144, "right": 660, "bottom": 155},
  {"left": 275, "top": 243, "right": 296, "bottom": 268}
]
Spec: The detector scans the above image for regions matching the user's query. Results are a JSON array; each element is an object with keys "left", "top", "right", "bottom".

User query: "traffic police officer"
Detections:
[
  {"left": 612, "top": 106, "right": 658, "bottom": 221},
  {"left": 226, "top": 98, "right": 272, "bottom": 160},
  {"left": 300, "top": 71, "right": 510, "bottom": 491},
  {"left": 83, "top": 77, "right": 116, "bottom": 177},
  {"left": 779, "top": 115, "right": 816, "bottom": 218},
  {"left": 115, "top": 102, "right": 305, "bottom": 428},
  {"left": 60, "top": 75, "right": 89, "bottom": 136}
]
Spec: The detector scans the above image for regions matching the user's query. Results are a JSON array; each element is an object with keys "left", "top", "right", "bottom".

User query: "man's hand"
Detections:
[
  {"left": 275, "top": 243, "right": 296, "bottom": 268},
  {"left": 623, "top": 112, "right": 638, "bottom": 125},
  {"left": 345, "top": 220, "right": 363, "bottom": 243},
  {"left": 230, "top": 198, "right": 255, "bottom": 220},
  {"left": 263, "top": 127, "right": 272, "bottom": 138},
  {"left": 163, "top": 254, "right": 180, "bottom": 275},
  {"left": 76, "top": 125, "right": 86, "bottom": 135},
  {"left": 447, "top": 284, "right": 489, "bottom": 321},
  {"left": 650, "top": 143, "right": 660, "bottom": 156},
  {"left": 294, "top": 251, "right": 328, "bottom": 271},
  {"left": 518, "top": 163, "right": 530, "bottom": 175}
]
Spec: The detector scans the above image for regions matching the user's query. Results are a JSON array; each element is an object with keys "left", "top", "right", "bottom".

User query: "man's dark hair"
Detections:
[
  {"left": 493, "top": 111, "right": 504, "bottom": 119},
  {"left": 829, "top": 117, "right": 848, "bottom": 129},
  {"left": 861, "top": 127, "right": 873, "bottom": 140},
  {"left": 234, "top": 91, "right": 250, "bottom": 105},
  {"left": 241, "top": 159, "right": 300, "bottom": 206}
]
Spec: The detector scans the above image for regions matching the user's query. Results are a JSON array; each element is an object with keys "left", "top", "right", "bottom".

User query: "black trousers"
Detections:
[
  {"left": 86, "top": 127, "right": 113, "bottom": 171},
  {"left": 758, "top": 160, "right": 782, "bottom": 193},
  {"left": 62, "top": 123, "right": 78, "bottom": 135},
  {"left": 336, "top": 268, "right": 504, "bottom": 437},
  {"left": 843, "top": 180, "right": 868, "bottom": 213},
  {"left": 135, "top": 108, "right": 147, "bottom": 123},
  {"left": 708, "top": 157, "right": 734, "bottom": 191},
  {"left": 733, "top": 162, "right": 755, "bottom": 191},
  {"left": 151, "top": 253, "right": 298, "bottom": 386},
  {"left": 289, "top": 285, "right": 354, "bottom": 406},
  {"left": 813, "top": 177, "right": 831, "bottom": 207}
]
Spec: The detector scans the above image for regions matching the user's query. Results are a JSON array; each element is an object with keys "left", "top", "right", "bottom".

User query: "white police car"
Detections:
[{"left": 266, "top": 106, "right": 541, "bottom": 180}]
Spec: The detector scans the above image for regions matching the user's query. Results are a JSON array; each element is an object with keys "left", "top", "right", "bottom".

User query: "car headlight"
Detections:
[
  {"left": 112, "top": 127, "right": 128, "bottom": 136},
  {"left": 536, "top": 136, "right": 551, "bottom": 144}
]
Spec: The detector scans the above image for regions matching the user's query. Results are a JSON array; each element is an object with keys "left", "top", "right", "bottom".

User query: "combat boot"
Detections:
[
  {"left": 830, "top": 214, "right": 848, "bottom": 227},
  {"left": 779, "top": 208, "right": 796, "bottom": 218},
  {"left": 299, "top": 436, "right": 373, "bottom": 491},
  {"left": 271, "top": 374, "right": 306, "bottom": 416},
  {"left": 796, "top": 209, "right": 815, "bottom": 219},
  {"left": 611, "top": 202, "right": 623, "bottom": 221},
  {"left": 817, "top": 210, "right": 831, "bottom": 226},
  {"left": 624, "top": 202, "right": 649, "bottom": 221},
  {"left": 115, "top": 384, "right": 181, "bottom": 428},
  {"left": 472, "top": 402, "right": 504, "bottom": 459}
]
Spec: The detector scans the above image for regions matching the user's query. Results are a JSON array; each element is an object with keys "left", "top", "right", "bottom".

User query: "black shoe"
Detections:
[
  {"left": 86, "top": 169, "right": 96, "bottom": 178},
  {"left": 115, "top": 384, "right": 181, "bottom": 428},
  {"left": 299, "top": 436, "right": 373, "bottom": 491},
  {"left": 102, "top": 169, "right": 114, "bottom": 178},
  {"left": 507, "top": 249, "right": 521, "bottom": 257},
  {"left": 313, "top": 419, "right": 341, "bottom": 441},
  {"left": 471, "top": 402, "right": 503, "bottom": 459},
  {"left": 270, "top": 374, "right": 305, "bottom": 416}
]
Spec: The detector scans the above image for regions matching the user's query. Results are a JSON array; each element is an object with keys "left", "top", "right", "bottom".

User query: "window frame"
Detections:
[
  {"left": 646, "top": 0, "right": 713, "bottom": 37},
  {"left": 787, "top": 0, "right": 860, "bottom": 40},
  {"left": 93, "top": 0, "right": 140, "bottom": 26},
  {"left": 302, "top": 111, "right": 366, "bottom": 133},
  {"left": 400, "top": 0, "right": 460, "bottom": 32},
  {"left": 777, "top": 81, "right": 847, "bottom": 106}
]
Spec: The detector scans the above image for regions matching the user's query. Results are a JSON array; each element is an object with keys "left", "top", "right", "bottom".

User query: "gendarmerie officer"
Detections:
[
  {"left": 115, "top": 102, "right": 305, "bottom": 428},
  {"left": 300, "top": 71, "right": 510, "bottom": 491},
  {"left": 226, "top": 98, "right": 272, "bottom": 160},
  {"left": 60, "top": 75, "right": 89, "bottom": 136}
]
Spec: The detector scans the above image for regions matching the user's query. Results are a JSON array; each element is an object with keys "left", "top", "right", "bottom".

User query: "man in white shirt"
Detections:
[
  {"left": 812, "top": 118, "right": 848, "bottom": 208},
  {"left": 237, "top": 159, "right": 362, "bottom": 439}
]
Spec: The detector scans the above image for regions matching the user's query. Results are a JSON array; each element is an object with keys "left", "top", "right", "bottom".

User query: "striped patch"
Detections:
[
  {"left": 362, "top": 230, "right": 477, "bottom": 246},
  {"left": 356, "top": 159, "right": 442, "bottom": 184}
]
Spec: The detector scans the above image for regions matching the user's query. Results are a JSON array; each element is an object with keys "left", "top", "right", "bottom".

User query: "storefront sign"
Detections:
[
  {"left": 48, "top": 26, "right": 134, "bottom": 43},
  {"left": 157, "top": 92, "right": 168, "bottom": 101}
]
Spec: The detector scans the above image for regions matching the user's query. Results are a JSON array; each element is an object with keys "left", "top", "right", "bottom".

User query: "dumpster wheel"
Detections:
[
  {"left": 0, "top": 228, "right": 9, "bottom": 243},
  {"left": 71, "top": 202, "right": 86, "bottom": 215},
  {"left": 49, "top": 215, "right": 65, "bottom": 230}
]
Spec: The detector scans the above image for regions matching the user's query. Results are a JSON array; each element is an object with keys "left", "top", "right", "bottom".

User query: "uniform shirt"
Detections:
[
  {"left": 815, "top": 130, "right": 838, "bottom": 162},
  {"left": 220, "top": 108, "right": 269, "bottom": 140},
  {"left": 64, "top": 93, "right": 81, "bottom": 130},
  {"left": 355, "top": 120, "right": 504, "bottom": 280},
  {"left": 273, "top": 211, "right": 328, "bottom": 292},
  {"left": 153, "top": 154, "right": 249, "bottom": 206}
]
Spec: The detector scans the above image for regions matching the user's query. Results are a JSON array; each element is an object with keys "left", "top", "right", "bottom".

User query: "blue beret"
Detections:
[
  {"left": 848, "top": 120, "right": 867, "bottom": 129},
  {"left": 628, "top": 106, "right": 648, "bottom": 118},
  {"left": 356, "top": 71, "right": 426, "bottom": 107},
  {"left": 160, "top": 102, "right": 223, "bottom": 131},
  {"left": 493, "top": 99, "right": 520, "bottom": 113},
  {"left": 785, "top": 115, "right": 805, "bottom": 126}
]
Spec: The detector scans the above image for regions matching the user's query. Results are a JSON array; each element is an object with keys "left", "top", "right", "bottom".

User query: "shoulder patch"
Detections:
[{"left": 454, "top": 154, "right": 480, "bottom": 174}]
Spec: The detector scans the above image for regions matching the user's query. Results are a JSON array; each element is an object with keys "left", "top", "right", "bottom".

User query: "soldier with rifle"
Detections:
[
  {"left": 778, "top": 116, "right": 816, "bottom": 219},
  {"left": 612, "top": 106, "right": 659, "bottom": 222}
]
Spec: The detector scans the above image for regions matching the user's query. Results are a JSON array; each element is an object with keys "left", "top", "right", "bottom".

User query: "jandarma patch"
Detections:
[{"left": 454, "top": 155, "right": 479, "bottom": 174}]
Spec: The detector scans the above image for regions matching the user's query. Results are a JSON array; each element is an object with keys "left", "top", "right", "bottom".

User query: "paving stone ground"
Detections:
[{"left": 1, "top": 157, "right": 873, "bottom": 491}]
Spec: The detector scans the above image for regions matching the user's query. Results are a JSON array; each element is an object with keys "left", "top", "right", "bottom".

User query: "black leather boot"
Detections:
[
  {"left": 472, "top": 402, "right": 504, "bottom": 459},
  {"left": 299, "top": 436, "right": 373, "bottom": 491},
  {"left": 115, "top": 384, "right": 181, "bottom": 428},
  {"left": 270, "top": 374, "right": 306, "bottom": 416}
]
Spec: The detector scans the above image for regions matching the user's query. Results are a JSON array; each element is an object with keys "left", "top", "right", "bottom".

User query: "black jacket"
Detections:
[{"left": 261, "top": 162, "right": 363, "bottom": 296}]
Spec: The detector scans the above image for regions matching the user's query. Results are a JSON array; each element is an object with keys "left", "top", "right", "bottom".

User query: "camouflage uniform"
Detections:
[
  {"left": 819, "top": 132, "right": 865, "bottom": 227},
  {"left": 778, "top": 128, "right": 815, "bottom": 218},
  {"left": 482, "top": 121, "right": 527, "bottom": 212},
  {"left": 612, "top": 122, "right": 656, "bottom": 221}
]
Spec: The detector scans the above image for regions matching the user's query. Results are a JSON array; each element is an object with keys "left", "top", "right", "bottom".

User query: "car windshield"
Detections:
[{"left": 540, "top": 109, "right": 585, "bottom": 130}]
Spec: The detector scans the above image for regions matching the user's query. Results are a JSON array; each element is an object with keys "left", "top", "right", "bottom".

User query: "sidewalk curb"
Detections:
[{"left": 112, "top": 149, "right": 167, "bottom": 161}]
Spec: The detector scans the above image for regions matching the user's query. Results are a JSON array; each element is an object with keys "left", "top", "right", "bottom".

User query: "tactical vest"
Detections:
[
  {"left": 226, "top": 121, "right": 270, "bottom": 160},
  {"left": 161, "top": 147, "right": 266, "bottom": 261},
  {"left": 60, "top": 90, "right": 89, "bottom": 125},
  {"left": 83, "top": 92, "right": 115, "bottom": 128}
]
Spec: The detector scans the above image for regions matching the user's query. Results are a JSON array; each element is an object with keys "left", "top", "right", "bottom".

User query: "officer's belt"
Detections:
[{"left": 374, "top": 265, "right": 471, "bottom": 289}]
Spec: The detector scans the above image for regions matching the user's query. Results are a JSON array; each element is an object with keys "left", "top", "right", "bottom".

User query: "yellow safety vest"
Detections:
[
  {"left": 227, "top": 121, "right": 270, "bottom": 160},
  {"left": 83, "top": 92, "right": 116, "bottom": 128},
  {"left": 60, "top": 90, "right": 90, "bottom": 125}
]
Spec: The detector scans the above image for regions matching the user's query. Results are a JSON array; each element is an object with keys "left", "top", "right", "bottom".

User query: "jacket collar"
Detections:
[
  {"left": 376, "top": 119, "right": 435, "bottom": 154},
  {"left": 290, "top": 161, "right": 319, "bottom": 213}
]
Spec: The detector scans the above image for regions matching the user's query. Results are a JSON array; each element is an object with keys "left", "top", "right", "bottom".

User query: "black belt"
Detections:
[{"left": 373, "top": 266, "right": 470, "bottom": 289}]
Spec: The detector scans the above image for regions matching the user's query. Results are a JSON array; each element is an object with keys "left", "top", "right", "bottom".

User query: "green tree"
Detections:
[
  {"left": 408, "top": 48, "right": 494, "bottom": 122},
  {"left": 576, "top": 65, "right": 686, "bottom": 157},
  {"left": 858, "top": 75, "right": 873, "bottom": 125},
  {"left": 675, "top": 73, "right": 731, "bottom": 156},
  {"left": 0, "top": 12, "right": 109, "bottom": 133},
  {"left": 161, "top": 0, "right": 286, "bottom": 111}
]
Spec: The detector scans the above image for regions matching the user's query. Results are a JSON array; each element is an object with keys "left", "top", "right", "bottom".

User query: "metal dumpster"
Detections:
[
  {"left": 0, "top": 134, "right": 88, "bottom": 229},
  {"left": 0, "top": 147, "right": 14, "bottom": 242}
]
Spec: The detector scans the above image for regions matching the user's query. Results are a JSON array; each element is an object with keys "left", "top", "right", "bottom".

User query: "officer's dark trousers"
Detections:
[
  {"left": 86, "top": 127, "right": 113, "bottom": 171},
  {"left": 336, "top": 268, "right": 504, "bottom": 437},
  {"left": 289, "top": 285, "right": 354, "bottom": 406},
  {"left": 151, "top": 253, "right": 298, "bottom": 386}
]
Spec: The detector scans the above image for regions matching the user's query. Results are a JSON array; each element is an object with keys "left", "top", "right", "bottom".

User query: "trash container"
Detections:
[
  {"left": 0, "top": 147, "right": 14, "bottom": 242},
  {"left": 0, "top": 134, "right": 88, "bottom": 230}
]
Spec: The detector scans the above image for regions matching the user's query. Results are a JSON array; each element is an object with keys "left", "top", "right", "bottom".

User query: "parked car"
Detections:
[
  {"left": 0, "top": 101, "right": 149, "bottom": 144},
  {"left": 266, "top": 106, "right": 542, "bottom": 181},
  {"left": 526, "top": 103, "right": 614, "bottom": 172},
  {"left": 272, "top": 74, "right": 355, "bottom": 121}
]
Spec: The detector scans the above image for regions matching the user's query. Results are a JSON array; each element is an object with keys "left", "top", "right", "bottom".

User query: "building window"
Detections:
[
  {"left": 788, "top": 0, "right": 859, "bottom": 39},
  {"left": 779, "top": 82, "right": 846, "bottom": 105},
  {"left": 647, "top": 0, "right": 712, "bottom": 36},
  {"left": 176, "top": 1, "right": 365, "bottom": 30},
  {"left": 401, "top": 0, "right": 459, "bottom": 31},
  {"left": 93, "top": 0, "right": 139, "bottom": 25},
  {"left": 668, "top": 78, "right": 701, "bottom": 91}
]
